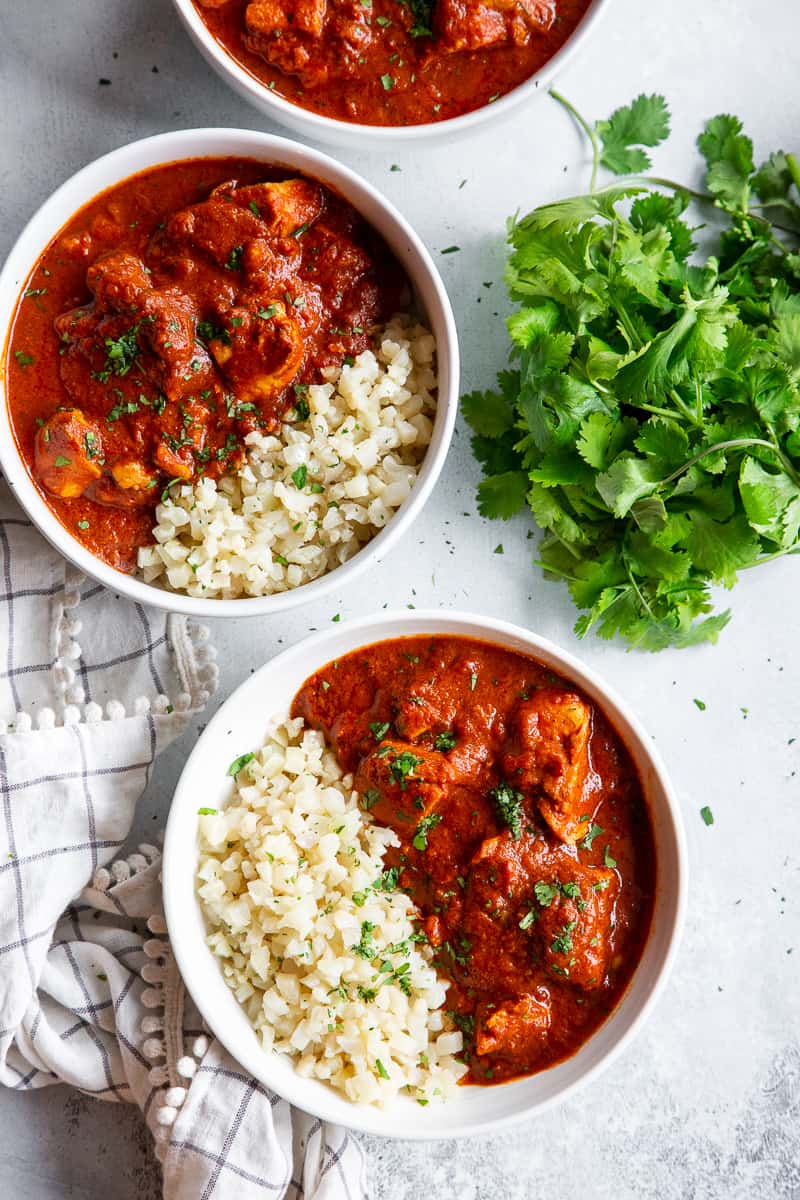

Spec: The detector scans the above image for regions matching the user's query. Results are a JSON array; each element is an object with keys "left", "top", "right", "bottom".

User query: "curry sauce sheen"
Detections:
[
  {"left": 193, "top": 0, "right": 593, "bottom": 126},
  {"left": 6, "top": 157, "right": 406, "bottom": 571},
  {"left": 292, "top": 635, "right": 656, "bottom": 1083}
]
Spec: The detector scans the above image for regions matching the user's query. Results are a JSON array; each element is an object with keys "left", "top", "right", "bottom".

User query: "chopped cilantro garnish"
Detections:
[
  {"left": 412, "top": 812, "right": 442, "bottom": 851},
  {"left": 226, "top": 751, "right": 254, "bottom": 777},
  {"left": 489, "top": 782, "right": 524, "bottom": 839},
  {"left": 518, "top": 908, "right": 537, "bottom": 930},
  {"left": 106, "top": 400, "right": 140, "bottom": 423},
  {"left": 103, "top": 325, "right": 140, "bottom": 377},
  {"left": 389, "top": 750, "right": 424, "bottom": 789},
  {"left": 160, "top": 477, "right": 184, "bottom": 504},
  {"left": 534, "top": 880, "right": 559, "bottom": 907},
  {"left": 352, "top": 920, "right": 376, "bottom": 959},
  {"left": 581, "top": 823, "right": 603, "bottom": 850},
  {"left": 372, "top": 866, "right": 399, "bottom": 891},
  {"left": 550, "top": 920, "right": 577, "bottom": 956}
]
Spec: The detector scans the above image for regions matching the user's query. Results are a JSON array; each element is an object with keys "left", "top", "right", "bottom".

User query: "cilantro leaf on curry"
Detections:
[{"left": 489, "top": 782, "right": 524, "bottom": 840}]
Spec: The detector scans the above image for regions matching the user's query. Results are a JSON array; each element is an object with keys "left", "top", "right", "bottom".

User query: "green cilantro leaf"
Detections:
[
  {"left": 697, "top": 114, "right": 754, "bottom": 212},
  {"left": 226, "top": 752, "right": 254, "bottom": 777},
  {"left": 476, "top": 471, "right": 530, "bottom": 519},
  {"left": 597, "top": 94, "right": 671, "bottom": 175},
  {"left": 461, "top": 386, "right": 515, "bottom": 438}
]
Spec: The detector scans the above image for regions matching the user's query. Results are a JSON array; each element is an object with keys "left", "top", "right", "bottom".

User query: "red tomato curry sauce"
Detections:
[
  {"left": 193, "top": 0, "right": 594, "bottom": 126},
  {"left": 293, "top": 635, "right": 655, "bottom": 1083},
  {"left": 5, "top": 157, "right": 405, "bottom": 571}
]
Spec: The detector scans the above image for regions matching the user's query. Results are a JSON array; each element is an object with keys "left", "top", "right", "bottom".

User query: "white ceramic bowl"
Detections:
[
  {"left": 163, "top": 609, "right": 687, "bottom": 1138},
  {"left": 171, "top": 0, "right": 612, "bottom": 148},
  {"left": 0, "top": 129, "right": 458, "bottom": 617}
]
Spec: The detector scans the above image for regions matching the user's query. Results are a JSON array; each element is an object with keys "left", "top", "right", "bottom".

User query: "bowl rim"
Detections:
[
  {"left": 0, "top": 128, "right": 459, "bottom": 617},
  {"left": 170, "top": 0, "right": 613, "bottom": 144},
  {"left": 162, "top": 608, "right": 688, "bottom": 1139}
]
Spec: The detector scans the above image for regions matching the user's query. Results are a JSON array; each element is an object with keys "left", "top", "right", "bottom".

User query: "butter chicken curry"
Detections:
[
  {"left": 192, "top": 0, "right": 594, "bottom": 126},
  {"left": 293, "top": 635, "right": 655, "bottom": 1082},
  {"left": 5, "top": 158, "right": 405, "bottom": 571}
]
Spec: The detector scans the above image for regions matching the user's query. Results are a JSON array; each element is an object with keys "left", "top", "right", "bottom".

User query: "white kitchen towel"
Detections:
[{"left": 0, "top": 480, "right": 367, "bottom": 1199}]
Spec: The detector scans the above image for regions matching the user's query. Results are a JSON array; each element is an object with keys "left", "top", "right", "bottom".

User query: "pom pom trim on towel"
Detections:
[{"left": 0, "top": 565, "right": 218, "bottom": 734}]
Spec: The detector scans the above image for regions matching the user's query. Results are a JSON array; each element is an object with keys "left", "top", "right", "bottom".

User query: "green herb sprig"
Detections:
[{"left": 464, "top": 92, "right": 800, "bottom": 650}]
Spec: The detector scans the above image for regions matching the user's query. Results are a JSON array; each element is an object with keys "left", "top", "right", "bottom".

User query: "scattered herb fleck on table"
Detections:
[{"left": 464, "top": 91, "right": 800, "bottom": 649}]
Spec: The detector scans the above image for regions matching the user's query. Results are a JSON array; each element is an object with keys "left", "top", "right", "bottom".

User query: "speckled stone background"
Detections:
[{"left": 2, "top": 1, "right": 799, "bottom": 1196}]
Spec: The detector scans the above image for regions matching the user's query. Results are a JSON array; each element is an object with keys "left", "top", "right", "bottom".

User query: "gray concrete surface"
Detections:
[{"left": 1, "top": 1, "right": 799, "bottom": 1195}]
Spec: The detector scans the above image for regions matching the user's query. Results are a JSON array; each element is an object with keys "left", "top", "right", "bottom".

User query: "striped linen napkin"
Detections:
[{"left": 0, "top": 479, "right": 366, "bottom": 1199}]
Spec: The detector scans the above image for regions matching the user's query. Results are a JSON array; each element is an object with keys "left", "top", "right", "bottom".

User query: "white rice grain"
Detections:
[{"left": 196, "top": 717, "right": 466, "bottom": 1107}]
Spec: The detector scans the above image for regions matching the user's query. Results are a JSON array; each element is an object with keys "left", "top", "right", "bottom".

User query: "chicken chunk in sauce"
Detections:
[
  {"left": 434, "top": 0, "right": 556, "bottom": 53},
  {"left": 503, "top": 688, "right": 601, "bottom": 844}
]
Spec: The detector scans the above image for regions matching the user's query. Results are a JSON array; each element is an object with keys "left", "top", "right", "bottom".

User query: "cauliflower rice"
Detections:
[
  {"left": 196, "top": 717, "right": 466, "bottom": 1107},
  {"left": 138, "top": 317, "right": 436, "bottom": 598}
]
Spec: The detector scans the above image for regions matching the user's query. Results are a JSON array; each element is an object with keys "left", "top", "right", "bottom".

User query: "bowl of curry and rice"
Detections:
[
  {"left": 0, "top": 128, "right": 458, "bottom": 615},
  {"left": 163, "top": 608, "right": 687, "bottom": 1137}
]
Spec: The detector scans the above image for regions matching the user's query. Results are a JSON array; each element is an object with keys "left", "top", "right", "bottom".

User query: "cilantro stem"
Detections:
[
  {"left": 694, "top": 378, "right": 704, "bottom": 425},
  {"left": 741, "top": 543, "right": 800, "bottom": 569},
  {"left": 637, "top": 175, "right": 708, "bottom": 203},
  {"left": 533, "top": 559, "right": 578, "bottom": 582},
  {"left": 625, "top": 400, "right": 697, "bottom": 422},
  {"left": 623, "top": 550, "right": 655, "bottom": 619},
  {"left": 667, "top": 388, "right": 704, "bottom": 428},
  {"left": 550, "top": 89, "right": 601, "bottom": 193},
  {"left": 661, "top": 437, "right": 800, "bottom": 490},
  {"left": 614, "top": 297, "right": 643, "bottom": 351}
]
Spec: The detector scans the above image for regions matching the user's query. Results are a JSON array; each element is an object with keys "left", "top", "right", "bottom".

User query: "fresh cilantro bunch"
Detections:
[{"left": 464, "top": 93, "right": 800, "bottom": 650}]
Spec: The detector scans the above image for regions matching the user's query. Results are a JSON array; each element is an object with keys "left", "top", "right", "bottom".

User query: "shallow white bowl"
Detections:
[
  {"left": 0, "top": 129, "right": 458, "bottom": 617},
  {"left": 163, "top": 609, "right": 687, "bottom": 1138},
  {"left": 171, "top": 0, "right": 612, "bottom": 148}
]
